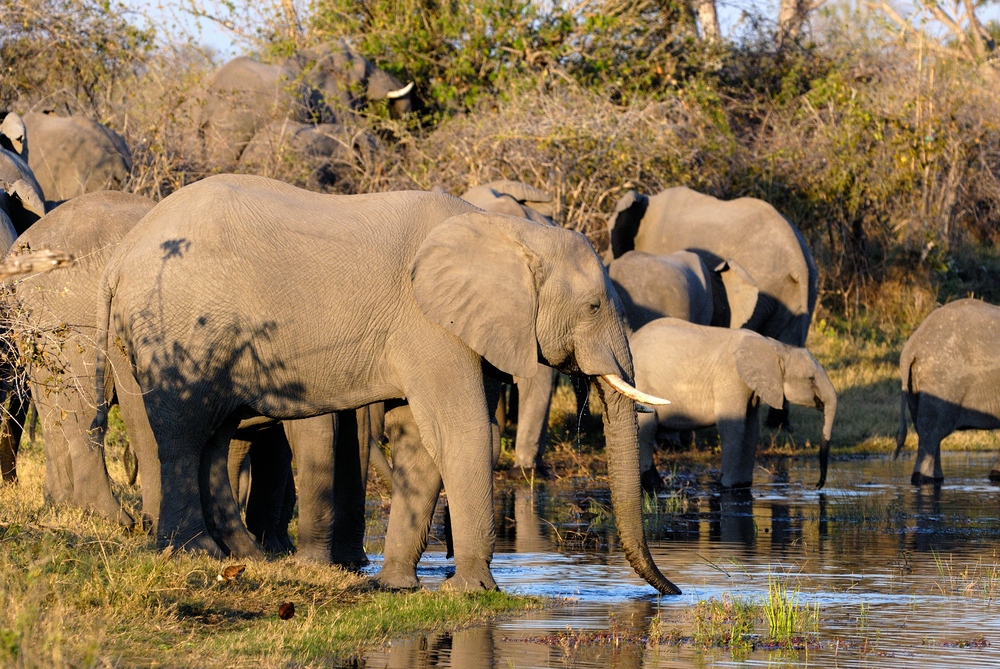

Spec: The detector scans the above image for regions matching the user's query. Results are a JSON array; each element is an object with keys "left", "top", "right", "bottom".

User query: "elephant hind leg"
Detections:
[
  {"left": 376, "top": 405, "right": 442, "bottom": 590},
  {"left": 200, "top": 416, "right": 263, "bottom": 559},
  {"left": 911, "top": 394, "right": 952, "bottom": 484}
]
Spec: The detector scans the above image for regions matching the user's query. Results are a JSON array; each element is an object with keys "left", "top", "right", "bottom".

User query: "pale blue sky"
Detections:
[{"left": 120, "top": 0, "right": 1000, "bottom": 61}]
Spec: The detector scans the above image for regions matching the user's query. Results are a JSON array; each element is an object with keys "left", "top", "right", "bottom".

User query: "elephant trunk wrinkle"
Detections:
[{"left": 597, "top": 378, "right": 682, "bottom": 595}]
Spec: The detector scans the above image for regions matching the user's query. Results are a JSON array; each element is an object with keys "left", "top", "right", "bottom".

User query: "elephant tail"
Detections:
[
  {"left": 89, "top": 267, "right": 117, "bottom": 445},
  {"left": 894, "top": 355, "right": 914, "bottom": 460}
]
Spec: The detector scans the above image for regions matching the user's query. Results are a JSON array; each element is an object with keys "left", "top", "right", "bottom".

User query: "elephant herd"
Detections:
[{"left": 1, "top": 46, "right": 997, "bottom": 599}]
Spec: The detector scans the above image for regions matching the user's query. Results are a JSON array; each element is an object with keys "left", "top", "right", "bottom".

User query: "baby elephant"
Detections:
[
  {"left": 631, "top": 319, "right": 837, "bottom": 490},
  {"left": 895, "top": 298, "right": 1000, "bottom": 484}
]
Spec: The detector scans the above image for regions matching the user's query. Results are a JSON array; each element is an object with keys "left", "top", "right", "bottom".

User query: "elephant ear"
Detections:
[
  {"left": 713, "top": 259, "right": 760, "bottom": 329},
  {"left": 733, "top": 335, "right": 785, "bottom": 409},
  {"left": 9, "top": 180, "right": 46, "bottom": 219},
  {"left": 0, "top": 113, "right": 26, "bottom": 157},
  {"left": 411, "top": 212, "right": 540, "bottom": 379},
  {"left": 608, "top": 190, "right": 648, "bottom": 259},
  {"left": 486, "top": 180, "right": 555, "bottom": 217}
]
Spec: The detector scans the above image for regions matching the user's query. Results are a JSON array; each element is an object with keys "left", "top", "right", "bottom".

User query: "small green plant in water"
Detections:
[
  {"left": 763, "top": 577, "right": 814, "bottom": 643},
  {"left": 692, "top": 595, "right": 758, "bottom": 648}
]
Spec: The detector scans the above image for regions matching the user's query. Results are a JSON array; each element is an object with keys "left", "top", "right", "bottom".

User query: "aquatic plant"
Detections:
[
  {"left": 692, "top": 594, "right": 759, "bottom": 649},
  {"left": 763, "top": 577, "right": 818, "bottom": 643}
]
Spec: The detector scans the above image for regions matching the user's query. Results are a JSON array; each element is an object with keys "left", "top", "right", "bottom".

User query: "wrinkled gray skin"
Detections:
[
  {"left": 201, "top": 42, "right": 414, "bottom": 167},
  {"left": 609, "top": 187, "right": 819, "bottom": 428},
  {"left": 0, "top": 113, "right": 46, "bottom": 231},
  {"left": 895, "top": 299, "right": 1000, "bottom": 484},
  {"left": 5, "top": 192, "right": 156, "bottom": 527},
  {"left": 238, "top": 120, "right": 376, "bottom": 188},
  {"left": 21, "top": 111, "right": 132, "bottom": 204},
  {"left": 631, "top": 319, "right": 836, "bottom": 489},
  {"left": 608, "top": 250, "right": 760, "bottom": 331},
  {"left": 91, "top": 175, "right": 679, "bottom": 595}
]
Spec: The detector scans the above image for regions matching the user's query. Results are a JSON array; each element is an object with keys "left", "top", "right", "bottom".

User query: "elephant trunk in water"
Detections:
[
  {"left": 816, "top": 373, "right": 838, "bottom": 489},
  {"left": 596, "top": 376, "right": 682, "bottom": 595}
]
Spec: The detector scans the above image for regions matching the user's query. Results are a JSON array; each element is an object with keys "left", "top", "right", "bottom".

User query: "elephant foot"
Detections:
[
  {"left": 374, "top": 562, "right": 420, "bottom": 591},
  {"left": 910, "top": 472, "right": 943, "bottom": 486},
  {"left": 990, "top": 470, "right": 1000, "bottom": 483},
  {"left": 441, "top": 559, "right": 498, "bottom": 593},
  {"left": 296, "top": 546, "right": 334, "bottom": 566},
  {"left": 330, "top": 546, "right": 370, "bottom": 570},
  {"left": 78, "top": 493, "right": 136, "bottom": 531},
  {"left": 259, "top": 534, "right": 293, "bottom": 555},
  {"left": 161, "top": 532, "right": 226, "bottom": 559},
  {"left": 640, "top": 466, "right": 664, "bottom": 493}
]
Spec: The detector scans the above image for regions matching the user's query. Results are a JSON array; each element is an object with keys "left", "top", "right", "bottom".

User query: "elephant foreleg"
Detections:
[
  {"left": 329, "top": 408, "right": 370, "bottom": 567},
  {"left": 513, "top": 365, "right": 556, "bottom": 470},
  {"left": 284, "top": 415, "right": 337, "bottom": 564},
  {"left": 376, "top": 405, "right": 442, "bottom": 590},
  {"left": 717, "top": 398, "right": 755, "bottom": 489}
]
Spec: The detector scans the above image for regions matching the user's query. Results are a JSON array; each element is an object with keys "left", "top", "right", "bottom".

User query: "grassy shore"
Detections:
[{"left": 0, "top": 438, "right": 538, "bottom": 668}]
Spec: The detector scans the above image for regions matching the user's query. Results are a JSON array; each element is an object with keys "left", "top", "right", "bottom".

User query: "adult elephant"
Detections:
[
  {"left": 895, "top": 298, "right": 1000, "bottom": 484},
  {"left": 4, "top": 191, "right": 156, "bottom": 526},
  {"left": 608, "top": 187, "right": 819, "bottom": 428},
  {"left": 21, "top": 111, "right": 133, "bottom": 203},
  {"left": 631, "top": 318, "right": 837, "bottom": 489},
  {"left": 201, "top": 42, "right": 414, "bottom": 168},
  {"left": 90, "top": 175, "right": 680, "bottom": 595}
]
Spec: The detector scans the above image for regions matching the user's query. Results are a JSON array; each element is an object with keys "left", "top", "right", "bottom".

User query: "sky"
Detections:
[{"left": 120, "top": 0, "right": 1000, "bottom": 61}]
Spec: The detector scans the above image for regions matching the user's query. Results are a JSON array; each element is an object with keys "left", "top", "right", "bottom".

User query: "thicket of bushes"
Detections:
[{"left": 2, "top": 0, "right": 1000, "bottom": 334}]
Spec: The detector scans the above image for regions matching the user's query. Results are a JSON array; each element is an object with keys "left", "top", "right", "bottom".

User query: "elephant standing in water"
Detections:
[
  {"left": 608, "top": 187, "right": 818, "bottom": 428},
  {"left": 91, "top": 176, "right": 679, "bottom": 594},
  {"left": 630, "top": 318, "right": 837, "bottom": 489},
  {"left": 895, "top": 298, "right": 1000, "bottom": 484}
]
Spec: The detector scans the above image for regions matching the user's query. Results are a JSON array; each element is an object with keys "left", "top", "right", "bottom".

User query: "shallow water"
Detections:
[{"left": 364, "top": 452, "right": 1000, "bottom": 668}]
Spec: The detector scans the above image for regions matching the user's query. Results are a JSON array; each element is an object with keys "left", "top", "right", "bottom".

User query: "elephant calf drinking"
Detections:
[{"left": 630, "top": 318, "right": 837, "bottom": 489}]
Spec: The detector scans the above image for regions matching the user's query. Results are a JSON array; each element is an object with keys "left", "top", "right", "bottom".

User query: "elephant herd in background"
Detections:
[{"left": 4, "top": 43, "right": 1000, "bottom": 598}]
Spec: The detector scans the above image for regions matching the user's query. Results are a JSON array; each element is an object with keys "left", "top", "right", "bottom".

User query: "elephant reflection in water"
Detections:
[
  {"left": 496, "top": 487, "right": 552, "bottom": 554},
  {"left": 379, "top": 626, "right": 494, "bottom": 669},
  {"left": 709, "top": 489, "right": 757, "bottom": 546}
]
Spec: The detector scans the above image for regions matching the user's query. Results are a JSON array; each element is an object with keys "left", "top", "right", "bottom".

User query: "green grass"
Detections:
[{"left": 0, "top": 438, "right": 539, "bottom": 668}]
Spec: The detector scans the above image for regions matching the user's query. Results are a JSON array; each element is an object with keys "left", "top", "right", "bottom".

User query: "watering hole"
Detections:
[{"left": 363, "top": 451, "right": 1000, "bottom": 667}]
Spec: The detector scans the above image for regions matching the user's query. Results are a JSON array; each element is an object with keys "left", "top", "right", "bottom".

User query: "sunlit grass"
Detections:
[{"left": 0, "top": 441, "right": 539, "bottom": 668}]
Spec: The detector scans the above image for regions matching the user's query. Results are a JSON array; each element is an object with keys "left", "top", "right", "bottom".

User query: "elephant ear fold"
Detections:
[
  {"left": 0, "top": 113, "right": 26, "bottom": 156},
  {"left": 713, "top": 259, "right": 760, "bottom": 329},
  {"left": 734, "top": 335, "right": 785, "bottom": 409},
  {"left": 411, "top": 212, "right": 540, "bottom": 379},
  {"left": 608, "top": 190, "right": 648, "bottom": 259}
]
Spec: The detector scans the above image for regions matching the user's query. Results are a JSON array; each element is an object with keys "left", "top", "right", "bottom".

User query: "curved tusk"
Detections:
[
  {"left": 385, "top": 81, "right": 414, "bottom": 99},
  {"left": 602, "top": 374, "right": 670, "bottom": 406}
]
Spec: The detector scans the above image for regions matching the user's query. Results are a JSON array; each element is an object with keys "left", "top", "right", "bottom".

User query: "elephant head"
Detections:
[
  {"left": 0, "top": 178, "right": 45, "bottom": 236},
  {"left": 711, "top": 259, "right": 760, "bottom": 329},
  {"left": 411, "top": 211, "right": 680, "bottom": 595},
  {"left": 733, "top": 337, "right": 836, "bottom": 488},
  {"left": 460, "top": 180, "right": 555, "bottom": 224},
  {"left": 0, "top": 113, "right": 27, "bottom": 159},
  {"left": 298, "top": 41, "right": 416, "bottom": 120}
]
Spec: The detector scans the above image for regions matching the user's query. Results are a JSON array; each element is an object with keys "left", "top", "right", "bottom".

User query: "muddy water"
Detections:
[{"left": 364, "top": 452, "right": 1000, "bottom": 668}]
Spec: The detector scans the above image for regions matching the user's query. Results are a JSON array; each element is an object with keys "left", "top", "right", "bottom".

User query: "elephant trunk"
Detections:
[
  {"left": 816, "top": 374, "right": 838, "bottom": 489},
  {"left": 596, "top": 376, "right": 681, "bottom": 595}
]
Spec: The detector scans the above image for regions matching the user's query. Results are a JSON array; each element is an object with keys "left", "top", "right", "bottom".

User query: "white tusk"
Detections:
[
  {"left": 602, "top": 374, "right": 670, "bottom": 406},
  {"left": 386, "top": 81, "right": 414, "bottom": 99}
]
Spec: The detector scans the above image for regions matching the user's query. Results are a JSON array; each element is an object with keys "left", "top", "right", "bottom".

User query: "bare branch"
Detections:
[{"left": 0, "top": 250, "right": 75, "bottom": 280}]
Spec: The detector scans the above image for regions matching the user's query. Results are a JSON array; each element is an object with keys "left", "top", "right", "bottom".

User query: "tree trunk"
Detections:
[{"left": 696, "top": 0, "right": 720, "bottom": 41}]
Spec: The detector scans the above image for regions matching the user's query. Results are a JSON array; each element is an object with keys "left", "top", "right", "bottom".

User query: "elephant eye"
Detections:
[{"left": 587, "top": 300, "right": 601, "bottom": 314}]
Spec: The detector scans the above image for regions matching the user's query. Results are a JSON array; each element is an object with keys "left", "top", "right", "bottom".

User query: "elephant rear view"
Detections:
[
  {"left": 22, "top": 111, "right": 132, "bottom": 203},
  {"left": 630, "top": 319, "right": 836, "bottom": 489},
  {"left": 895, "top": 298, "right": 1000, "bottom": 484}
]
